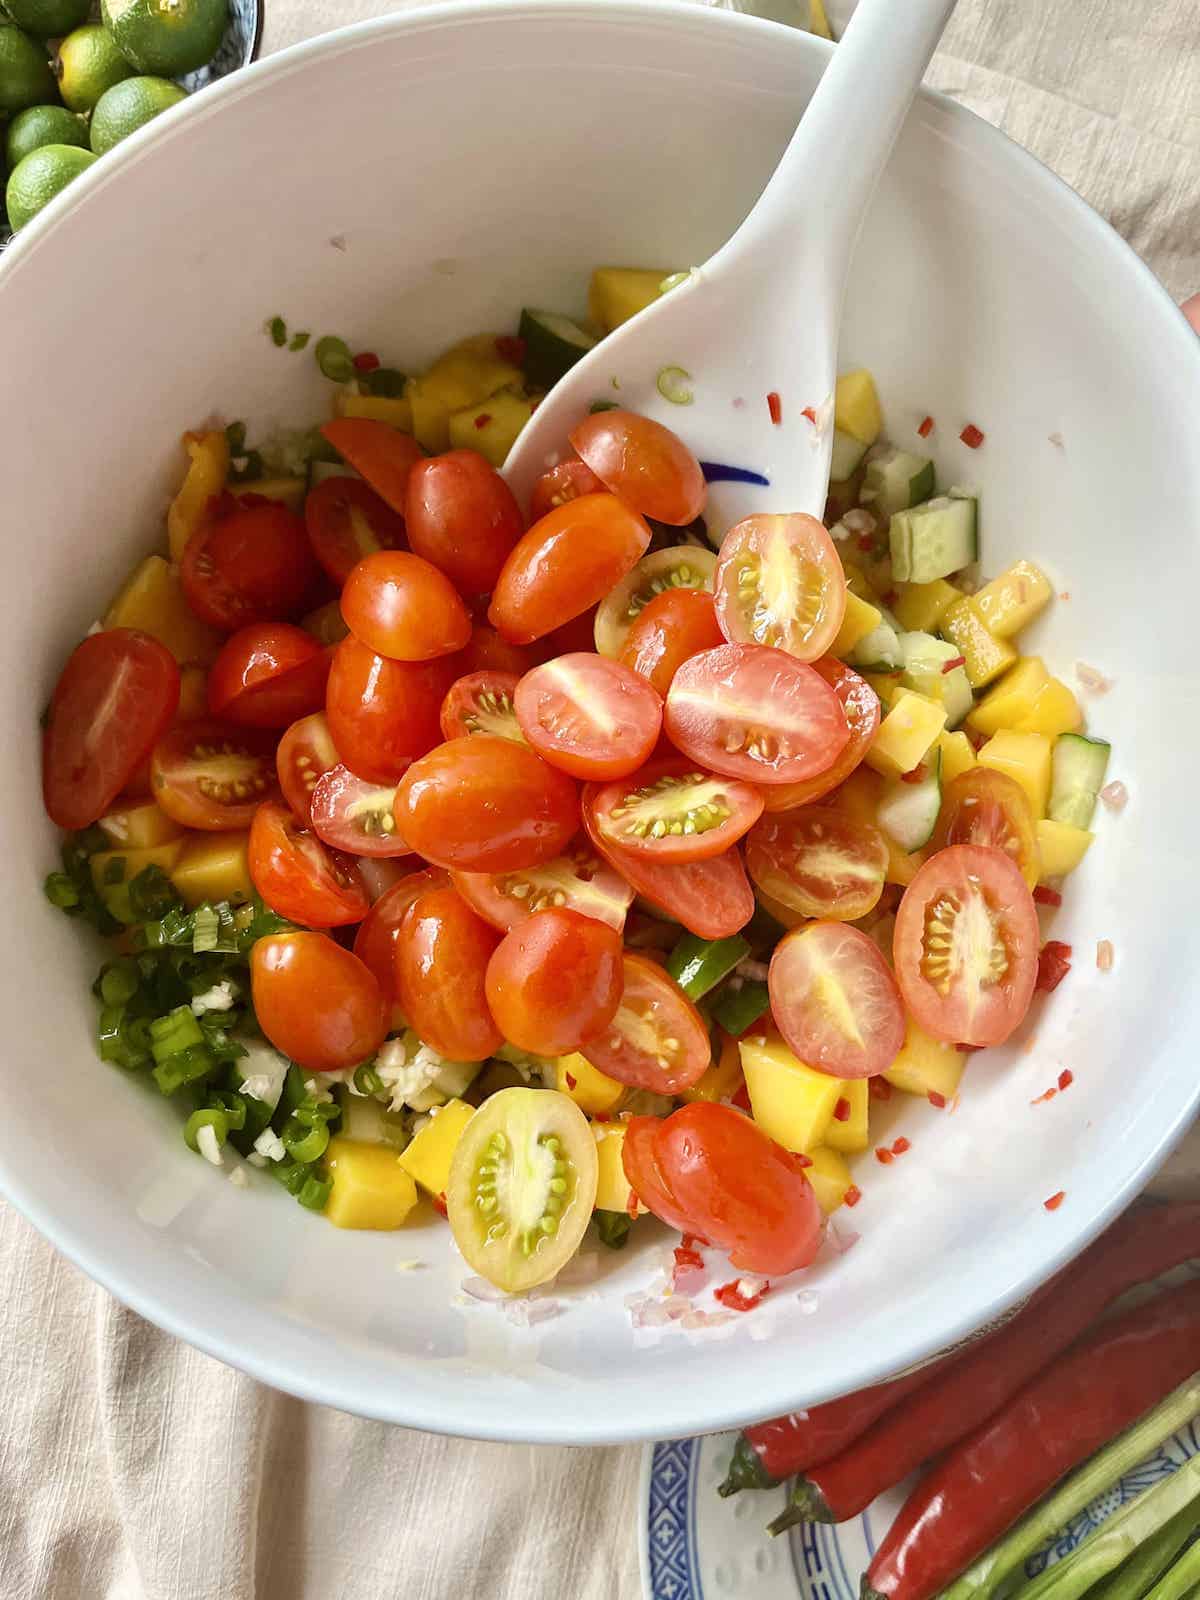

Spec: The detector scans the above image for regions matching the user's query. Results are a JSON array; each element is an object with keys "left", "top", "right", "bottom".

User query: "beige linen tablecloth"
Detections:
[{"left": 2, "top": 4, "right": 1197, "bottom": 1596}]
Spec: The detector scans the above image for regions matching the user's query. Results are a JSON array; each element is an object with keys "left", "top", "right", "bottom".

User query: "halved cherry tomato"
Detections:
[
  {"left": 569, "top": 411, "right": 706, "bottom": 527},
  {"left": 339, "top": 550, "right": 471, "bottom": 662},
  {"left": 761, "top": 658, "right": 880, "bottom": 812},
  {"left": 770, "top": 920, "right": 906, "bottom": 1078},
  {"left": 325, "top": 635, "right": 456, "bottom": 784},
  {"left": 43, "top": 629, "right": 180, "bottom": 830},
  {"left": 449, "top": 843, "right": 633, "bottom": 934},
  {"left": 529, "top": 457, "right": 604, "bottom": 523},
  {"left": 439, "top": 670, "right": 524, "bottom": 742},
  {"left": 618, "top": 587, "right": 724, "bottom": 698},
  {"left": 484, "top": 907, "right": 622, "bottom": 1057},
  {"left": 394, "top": 885, "right": 503, "bottom": 1060},
  {"left": 932, "top": 767, "right": 1041, "bottom": 888},
  {"left": 894, "top": 844, "right": 1039, "bottom": 1047},
  {"left": 304, "top": 476, "right": 406, "bottom": 587},
  {"left": 405, "top": 450, "right": 524, "bottom": 596},
  {"left": 665, "top": 643, "right": 850, "bottom": 785},
  {"left": 456, "top": 624, "right": 536, "bottom": 677},
  {"left": 310, "top": 764, "right": 413, "bottom": 858},
  {"left": 207, "top": 623, "right": 331, "bottom": 728},
  {"left": 394, "top": 734, "right": 578, "bottom": 872},
  {"left": 152, "top": 720, "right": 279, "bottom": 830},
  {"left": 248, "top": 799, "right": 370, "bottom": 927},
  {"left": 746, "top": 807, "right": 888, "bottom": 920},
  {"left": 624, "top": 1104, "right": 822, "bottom": 1275},
  {"left": 251, "top": 932, "right": 387, "bottom": 1071},
  {"left": 276, "top": 711, "right": 340, "bottom": 824},
  {"left": 180, "top": 499, "right": 319, "bottom": 630},
  {"left": 587, "top": 758, "right": 763, "bottom": 863},
  {"left": 353, "top": 865, "right": 448, "bottom": 1009},
  {"left": 578, "top": 951, "right": 709, "bottom": 1093},
  {"left": 714, "top": 513, "right": 846, "bottom": 662},
  {"left": 488, "top": 493, "right": 650, "bottom": 644},
  {"left": 513, "top": 652, "right": 662, "bottom": 780},
  {"left": 320, "top": 419, "right": 425, "bottom": 514}
]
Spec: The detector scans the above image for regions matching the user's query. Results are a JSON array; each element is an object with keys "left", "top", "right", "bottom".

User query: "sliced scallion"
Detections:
[
  {"left": 191, "top": 905, "right": 219, "bottom": 954},
  {"left": 288, "top": 330, "right": 310, "bottom": 352},
  {"left": 268, "top": 316, "right": 287, "bottom": 347},
  {"left": 184, "top": 1107, "right": 229, "bottom": 1154},
  {"left": 353, "top": 1062, "right": 384, "bottom": 1097},
  {"left": 297, "top": 1174, "right": 332, "bottom": 1212},
  {"left": 314, "top": 335, "right": 354, "bottom": 383},
  {"left": 656, "top": 365, "right": 694, "bottom": 406},
  {"left": 658, "top": 270, "right": 691, "bottom": 295},
  {"left": 282, "top": 1115, "right": 330, "bottom": 1165}
]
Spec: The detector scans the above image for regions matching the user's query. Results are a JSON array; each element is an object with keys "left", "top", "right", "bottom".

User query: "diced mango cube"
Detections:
[
  {"left": 333, "top": 391, "right": 414, "bottom": 432},
  {"left": 90, "top": 840, "right": 185, "bottom": 922},
  {"left": 682, "top": 1034, "right": 744, "bottom": 1104},
  {"left": 239, "top": 476, "right": 306, "bottom": 513},
  {"left": 177, "top": 665, "right": 208, "bottom": 721},
  {"left": 838, "top": 559, "right": 873, "bottom": 600},
  {"left": 978, "top": 730, "right": 1053, "bottom": 819},
  {"left": 861, "top": 672, "right": 901, "bottom": 711},
  {"left": 592, "top": 1124, "right": 632, "bottom": 1213},
  {"left": 167, "top": 430, "right": 229, "bottom": 562},
  {"left": 448, "top": 391, "right": 532, "bottom": 469},
  {"left": 938, "top": 731, "right": 978, "bottom": 786},
  {"left": 893, "top": 579, "right": 962, "bottom": 634},
  {"left": 823, "top": 1078, "right": 869, "bottom": 1154},
  {"left": 171, "top": 831, "right": 253, "bottom": 908},
  {"left": 398, "top": 1098, "right": 475, "bottom": 1198},
  {"left": 967, "top": 657, "right": 1048, "bottom": 736},
  {"left": 98, "top": 801, "right": 183, "bottom": 850},
  {"left": 941, "top": 599, "right": 1017, "bottom": 689},
  {"left": 1011, "top": 678, "right": 1082, "bottom": 739},
  {"left": 324, "top": 1137, "right": 419, "bottom": 1230},
  {"left": 808, "top": 0, "right": 833, "bottom": 39},
  {"left": 884, "top": 1017, "right": 965, "bottom": 1100},
  {"left": 406, "top": 335, "right": 523, "bottom": 453},
  {"left": 556, "top": 1052, "right": 626, "bottom": 1115},
  {"left": 806, "top": 1147, "right": 854, "bottom": 1214},
  {"left": 1036, "top": 818, "right": 1094, "bottom": 879},
  {"left": 740, "top": 1035, "right": 842, "bottom": 1153},
  {"left": 972, "top": 560, "right": 1053, "bottom": 639},
  {"left": 832, "top": 589, "right": 883, "bottom": 659},
  {"left": 834, "top": 369, "right": 882, "bottom": 446},
  {"left": 104, "top": 555, "right": 222, "bottom": 667},
  {"left": 589, "top": 267, "right": 670, "bottom": 333},
  {"left": 866, "top": 689, "right": 947, "bottom": 778}
]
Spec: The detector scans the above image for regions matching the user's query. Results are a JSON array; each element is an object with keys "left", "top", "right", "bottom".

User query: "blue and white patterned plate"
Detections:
[{"left": 641, "top": 1421, "right": 1198, "bottom": 1600}]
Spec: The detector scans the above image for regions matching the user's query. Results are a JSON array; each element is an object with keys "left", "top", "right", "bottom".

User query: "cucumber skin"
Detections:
[
  {"left": 518, "top": 308, "right": 596, "bottom": 390},
  {"left": 1049, "top": 734, "right": 1111, "bottom": 829},
  {"left": 890, "top": 497, "right": 977, "bottom": 584},
  {"left": 878, "top": 751, "right": 943, "bottom": 851}
]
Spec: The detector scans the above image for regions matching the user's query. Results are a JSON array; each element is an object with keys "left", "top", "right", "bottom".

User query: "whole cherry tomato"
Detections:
[
  {"left": 340, "top": 550, "right": 471, "bottom": 662},
  {"left": 325, "top": 634, "right": 457, "bottom": 784},
  {"left": 248, "top": 799, "right": 370, "bottom": 927},
  {"left": 207, "top": 623, "right": 331, "bottom": 728},
  {"left": 484, "top": 907, "right": 622, "bottom": 1056},
  {"left": 455, "top": 624, "right": 537, "bottom": 677},
  {"left": 394, "top": 885, "right": 502, "bottom": 1060},
  {"left": 353, "top": 866, "right": 449, "bottom": 1015},
  {"left": 180, "top": 498, "right": 319, "bottom": 630},
  {"left": 320, "top": 419, "right": 425, "bottom": 513},
  {"left": 618, "top": 587, "right": 724, "bottom": 698},
  {"left": 405, "top": 450, "right": 525, "bottom": 596},
  {"left": 304, "top": 475, "right": 407, "bottom": 587},
  {"left": 251, "top": 932, "right": 387, "bottom": 1071},
  {"left": 569, "top": 411, "right": 707, "bottom": 527}
]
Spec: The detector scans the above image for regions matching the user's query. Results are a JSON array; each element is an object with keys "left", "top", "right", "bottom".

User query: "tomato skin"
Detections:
[
  {"left": 251, "top": 932, "right": 387, "bottom": 1072},
  {"left": 248, "top": 800, "right": 370, "bottom": 927},
  {"left": 618, "top": 587, "right": 724, "bottom": 698},
  {"left": 529, "top": 457, "right": 604, "bottom": 523},
  {"left": 932, "top": 767, "right": 1041, "bottom": 889},
  {"left": 488, "top": 493, "right": 651, "bottom": 644},
  {"left": 761, "top": 658, "right": 880, "bottom": 812},
  {"left": 320, "top": 419, "right": 425, "bottom": 514},
  {"left": 309, "top": 764, "right": 413, "bottom": 858},
  {"left": 578, "top": 951, "right": 710, "bottom": 1093},
  {"left": 325, "top": 634, "right": 456, "bottom": 785},
  {"left": 569, "top": 411, "right": 707, "bottom": 527},
  {"left": 746, "top": 807, "right": 888, "bottom": 920},
  {"left": 514, "top": 652, "right": 663, "bottom": 780},
  {"left": 180, "top": 499, "right": 319, "bottom": 631},
  {"left": 405, "top": 450, "right": 525, "bottom": 596},
  {"left": 43, "top": 629, "right": 180, "bottom": 830},
  {"left": 339, "top": 549, "right": 472, "bottom": 662},
  {"left": 621, "top": 1116, "right": 694, "bottom": 1232},
  {"left": 713, "top": 513, "right": 846, "bottom": 662},
  {"left": 394, "top": 885, "right": 503, "bottom": 1060},
  {"left": 769, "top": 921, "right": 906, "bottom": 1079},
  {"left": 450, "top": 845, "right": 633, "bottom": 934},
  {"left": 207, "top": 623, "right": 331, "bottom": 729},
  {"left": 394, "top": 734, "right": 579, "bottom": 872},
  {"left": 276, "top": 711, "right": 340, "bottom": 824},
  {"left": 440, "top": 670, "right": 523, "bottom": 743},
  {"left": 457, "top": 624, "right": 536, "bottom": 678},
  {"left": 152, "top": 719, "right": 279, "bottom": 830},
  {"left": 353, "top": 865, "right": 448, "bottom": 1007},
  {"left": 484, "top": 907, "right": 622, "bottom": 1056},
  {"left": 304, "top": 476, "right": 407, "bottom": 587},
  {"left": 587, "top": 758, "right": 764, "bottom": 864}
]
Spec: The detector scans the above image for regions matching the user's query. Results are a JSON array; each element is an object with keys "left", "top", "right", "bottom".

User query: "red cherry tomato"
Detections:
[
  {"left": 303, "top": 476, "right": 407, "bottom": 587},
  {"left": 43, "top": 629, "right": 180, "bottom": 830},
  {"left": 618, "top": 587, "right": 724, "bottom": 698},
  {"left": 439, "top": 670, "right": 524, "bottom": 743},
  {"left": 488, "top": 493, "right": 650, "bottom": 644},
  {"left": 152, "top": 720, "right": 279, "bottom": 830},
  {"left": 533, "top": 602, "right": 602, "bottom": 662},
  {"left": 339, "top": 550, "right": 471, "bottom": 662},
  {"left": 894, "top": 844, "right": 1039, "bottom": 1047},
  {"left": 578, "top": 951, "right": 709, "bottom": 1093},
  {"left": 394, "top": 885, "right": 503, "bottom": 1060},
  {"left": 456, "top": 624, "right": 537, "bottom": 677},
  {"left": 746, "top": 807, "right": 888, "bottom": 921},
  {"left": 713, "top": 513, "right": 846, "bottom": 662},
  {"left": 206, "top": 623, "right": 330, "bottom": 728},
  {"left": 587, "top": 758, "right": 763, "bottom": 864},
  {"left": 569, "top": 410, "right": 706, "bottom": 527},
  {"left": 529, "top": 457, "right": 604, "bottom": 523},
  {"left": 665, "top": 643, "right": 850, "bottom": 785},
  {"left": 320, "top": 419, "right": 425, "bottom": 514},
  {"left": 180, "top": 499, "right": 319, "bottom": 630},
  {"left": 760, "top": 657, "right": 880, "bottom": 812},
  {"left": 325, "top": 634, "right": 456, "bottom": 784},
  {"left": 276, "top": 711, "right": 340, "bottom": 824},
  {"left": 353, "top": 865, "right": 448, "bottom": 1007},
  {"left": 251, "top": 932, "right": 387, "bottom": 1072},
  {"left": 769, "top": 920, "right": 906, "bottom": 1078},
  {"left": 394, "top": 734, "right": 578, "bottom": 872},
  {"left": 484, "top": 907, "right": 622, "bottom": 1057},
  {"left": 450, "top": 843, "right": 633, "bottom": 934},
  {"left": 309, "top": 764, "right": 414, "bottom": 858},
  {"left": 931, "top": 767, "right": 1040, "bottom": 889},
  {"left": 405, "top": 450, "right": 525, "bottom": 596},
  {"left": 624, "top": 1104, "right": 822, "bottom": 1275},
  {"left": 248, "top": 799, "right": 370, "bottom": 927},
  {"left": 513, "top": 652, "right": 662, "bottom": 780}
]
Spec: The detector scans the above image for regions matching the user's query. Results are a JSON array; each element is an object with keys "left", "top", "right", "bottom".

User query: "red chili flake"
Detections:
[
  {"left": 673, "top": 1245, "right": 705, "bottom": 1276},
  {"left": 892, "top": 1137, "right": 911, "bottom": 1156},
  {"left": 592, "top": 1111, "right": 611, "bottom": 1123},
  {"left": 917, "top": 415, "right": 934, "bottom": 438},
  {"left": 474, "top": 412, "right": 493, "bottom": 430},
  {"left": 801, "top": 405, "right": 817, "bottom": 424},
  {"left": 732, "top": 1083, "right": 752, "bottom": 1112},
  {"left": 1031, "top": 1088, "right": 1058, "bottom": 1106},
  {"left": 564, "top": 1072, "right": 577, "bottom": 1090},
  {"left": 432, "top": 1192, "right": 448, "bottom": 1217},
  {"left": 681, "top": 1233, "right": 706, "bottom": 1251},
  {"left": 928, "top": 1090, "right": 947, "bottom": 1109},
  {"left": 715, "top": 1278, "right": 770, "bottom": 1313},
  {"left": 767, "top": 391, "right": 783, "bottom": 425},
  {"left": 1033, "top": 886, "right": 1063, "bottom": 907},
  {"left": 1036, "top": 940, "right": 1073, "bottom": 993},
  {"left": 843, "top": 1184, "right": 862, "bottom": 1208},
  {"left": 900, "top": 764, "right": 928, "bottom": 785},
  {"left": 1058, "top": 1068, "right": 1074, "bottom": 1091},
  {"left": 495, "top": 335, "right": 526, "bottom": 365},
  {"left": 833, "top": 1097, "right": 851, "bottom": 1122},
  {"left": 942, "top": 655, "right": 967, "bottom": 674},
  {"left": 960, "top": 423, "right": 985, "bottom": 449},
  {"left": 869, "top": 1077, "right": 893, "bottom": 1102},
  {"left": 875, "top": 1147, "right": 895, "bottom": 1166},
  {"left": 1044, "top": 1191, "right": 1066, "bottom": 1212},
  {"left": 882, "top": 590, "right": 899, "bottom": 607},
  {"left": 352, "top": 351, "right": 381, "bottom": 373},
  {"left": 856, "top": 532, "right": 875, "bottom": 552}
]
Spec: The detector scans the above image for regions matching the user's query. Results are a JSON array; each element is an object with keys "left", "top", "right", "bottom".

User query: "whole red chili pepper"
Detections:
[{"left": 861, "top": 1276, "right": 1200, "bottom": 1600}]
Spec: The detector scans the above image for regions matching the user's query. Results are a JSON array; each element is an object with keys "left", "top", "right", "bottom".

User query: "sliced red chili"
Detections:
[
  {"left": 1058, "top": 1068, "right": 1074, "bottom": 1091},
  {"left": 767, "top": 392, "right": 782, "bottom": 425},
  {"left": 960, "top": 423, "right": 985, "bottom": 449},
  {"left": 875, "top": 1147, "right": 894, "bottom": 1166},
  {"left": 843, "top": 1185, "right": 862, "bottom": 1208},
  {"left": 1033, "top": 885, "right": 1063, "bottom": 906},
  {"left": 1044, "top": 1191, "right": 1066, "bottom": 1211},
  {"left": 892, "top": 1137, "right": 911, "bottom": 1156},
  {"left": 942, "top": 655, "right": 966, "bottom": 674},
  {"left": 715, "top": 1279, "right": 770, "bottom": 1312},
  {"left": 833, "top": 1097, "right": 850, "bottom": 1122},
  {"left": 353, "top": 351, "right": 381, "bottom": 372},
  {"left": 927, "top": 1090, "right": 946, "bottom": 1109},
  {"left": 1036, "top": 940, "right": 1073, "bottom": 992},
  {"left": 917, "top": 415, "right": 934, "bottom": 438}
]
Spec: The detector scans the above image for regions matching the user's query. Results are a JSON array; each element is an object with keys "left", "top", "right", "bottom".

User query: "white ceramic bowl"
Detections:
[{"left": 2, "top": 0, "right": 1197, "bottom": 1446}]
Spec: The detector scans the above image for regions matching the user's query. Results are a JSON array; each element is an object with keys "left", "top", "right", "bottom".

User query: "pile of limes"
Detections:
[{"left": 1, "top": 0, "right": 228, "bottom": 232}]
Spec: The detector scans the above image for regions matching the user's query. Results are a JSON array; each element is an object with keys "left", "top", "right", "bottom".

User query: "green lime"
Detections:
[
  {"left": 5, "top": 140, "right": 95, "bottom": 228},
  {"left": 53, "top": 24, "right": 133, "bottom": 113},
  {"left": 5, "top": 101, "right": 85, "bottom": 169},
  {"left": 101, "top": 0, "right": 228, "bottom": 76},
  {"left": 2, "top": 0, "right": 90, "bottom": 40},
  {"left": 89, "top": 73, "right": 184, "bottom": 153},
  {"left": 0, "top": 22, "right": 56, "bottom": 113}
]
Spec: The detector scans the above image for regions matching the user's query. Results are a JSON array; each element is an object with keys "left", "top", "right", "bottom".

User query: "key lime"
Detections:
[
  {"left": 89, "top": 74, "right": 185, "bottom": 154},
  {"left": 5, "top": 103, "right": 86, "bottom": 171},
  {"left": 5, "top": 141, "right": 95, "bottom": 229},
  {"left": 54, "top": 24, "right": 133, "bottom": 113},
  {"left": 100, "top": 0, "right": 228, "bottom": 76},
  {"left": 2, "top": 0, "right": 90, "bottom": 40},
  {"left": 0, "top": 22, "right": 56, "bottom": 113}
]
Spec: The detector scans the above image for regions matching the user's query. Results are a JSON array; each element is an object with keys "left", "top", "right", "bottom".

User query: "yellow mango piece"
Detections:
[
  {"left": 171, "top": 831, "right": 253, "bottom": 908},
  {"left": 592, "top": 1124, "right": 632, "bottom": 1213},
  {"left": 972, "top": 560, "right": 1053, "bottom": 639},
  {"left": 447, "top": 390, "right": 532, "bottom": 469},
  {"left": 893, "top": 579, "right": 962, "bottom": 634},
  {"left": 398, "top": 1098, "right": 475, "bottom": 1199},
  {"left": 1036, "top": 818, "right": 1094, "bottom": 879},
  {"left": 967, "top": 657, "right": 1049, "bottom": 736},
  {"left": 808, "top": 0, "right": 833, "bottom": 38},
  {"left": 838, "top": 559, "right": 873, "bottom": 600},
  {"left": 97, "top": 801, "right": 183, "bottom": 850},
  {"left": 302, "top": 600, "right": 350, "bottom": 646},
  {"left": 978, "top": 729, "right": 1053, "bottom": 819},
  {"left": 324, "top": 1137, "right": 419, "bottom": 1230},
  {"left": 830, "top": 766, "right": 926, "bottom": 886},
  {"left": 834, "top": 369, "right": 882, "bottom": 446},
  {"left": 406, "top": 379, "right": 454, "bottom": 454},
  {"left": 938, "top": 731, "right": 978, "bottom": 786},
  {"left": 884, "top": 1017, "right": 965, "bottom": 1100},
  {"left": 588, "top": 267, "right": 670, "bottom": 333},
  {"left": 861, "top": 671, "right": 901, "bottom": 711},
  {"left": 333, "top": 391, "right": 414, "bottom": 431},
  {"left": 177, "top": 665, "right": 209, "bottom": 721},
  {"left": 167, "top": 430, "right": 229, "bottom": 562},
  {"left": 90, "top": 840, "right": 185, "bottom": 922},
  {"left": 424, "top": 334, "right": 523, "bottom": 409},
  {"left": 740, "top": 1035, "right": 842, "bottom": 1154},
  {"left": 682, "top": 1034, "right": 744, "bottom": 1104},
  {"left": 806, "top": 1147, "right": 854, "bottom": 1214},
  {"left": 1011, "top": 677, "right": 1082, "bottom": 739},
  {"left": 823, "top": 1078, "right": 869, "bottom": 1154},
  {"left": 941, "top": 599, "right": 1017, "bottom": 689},
  {"left": 104, "top": 555, "right": 222, "bottom": 667},
  {"left": 555, "top": 1052, "right": 625, "bottom": 1115},
  {"left": 866, "top": 688, "right": 947, "bottom": 778},
  {"left": 832, "top": 589, "right": 882, "bottom": 659},
  {"left": 238, "top": 476, "right": 306, "bottom": 513}
]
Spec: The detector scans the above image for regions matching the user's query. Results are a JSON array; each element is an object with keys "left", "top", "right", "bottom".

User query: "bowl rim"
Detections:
[{"left": 2, "top": 0, "right": 1198, "bottom": 1443}]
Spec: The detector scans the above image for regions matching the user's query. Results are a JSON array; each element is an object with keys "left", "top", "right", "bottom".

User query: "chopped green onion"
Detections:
[
  {"left": 314, "top": 335, "right": 354, "bottom": 383},
  {"left": 595, "top": 1210, "right": 633, "bottom": 1250},
  {"left": 149, "top": 1005, "right": 205, "bottom": 1064},
  {"left": 184, "top": 1107, "right": 229, "bottom": 1153},
  {"left": 1086, "top": 1501, "right": 1200, "bottom": 1600},
  {"left": 288, "top": 330, "right": 310, "bottom": 352},
  {"left": 710, "top": 979, "right": 770, "bottom": 1038},
  {"left": 98, "top": 1006, "right": 152, "bottom": 1071},
  {"left": 1140, "top": 1529, "right": 1200, "bottom": 1600},
  {"left": 589, "top": 399, "right": 619, "bottom": 414},
  {"left": 273, "top": 1156, "right": 311, "bottom": 1196},
  {"left": 667, "top": 933, "right": 750, "bottom": 1001},
  {"left": 99, "top": 960, "right": 139, "bottom": 1008},
  {"left": 354, "top": 1062, "right": 385, "bottom": 1097},
  {"left": 191, "top": 905, "right": 219, "bottom": 954},
  {"left": 127, "top": 864, "right": 181, "bottom": 920},
  {"left": 658, "top": 270, "right": 691, "bottom": 294},
  {"left": 224, "top": 420, "right": 247, "bottom": 454},
  {"left": 207, "top": 1090, "right": 247, "bottom": 1132},
  {"left": 365, "top": 366, "right": 406, "bottom": 397},
  {"left": 276, "top": 1064, "right": 310, "bottom": 1123},
  {"left": 44, "top": 871, "right": 80, "bottom": 910},
  {"left": 152, "top": 1043, "right": 215, "bottom": 1095},
  {"left": 268, "top": 315, "right": 287, "bottom": 347},
  {"left": 656, "top": 365, "right": 694, "bottom": 406},
  {"left": 282, "top": 1116, "right": 330, "bottom": 1165},
  {"left": 294, "top": 1095, "right": 340, "bottom": 1129},
  {"left": 297, "top": 1174, "right": 332, "bottom": 1212}
]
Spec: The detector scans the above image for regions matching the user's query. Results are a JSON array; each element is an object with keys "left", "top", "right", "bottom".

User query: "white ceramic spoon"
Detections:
[{"left": 504, "top": 0, "right": 958, "bottom": 537}]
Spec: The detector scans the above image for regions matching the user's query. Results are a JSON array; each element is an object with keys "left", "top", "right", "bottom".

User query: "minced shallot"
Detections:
[
  {"left": 1099, "top": 781, "right": 1128, "bottom": 812},
  {"left": 1075, "top": 661, "right": 1113, "bottom": 694}
]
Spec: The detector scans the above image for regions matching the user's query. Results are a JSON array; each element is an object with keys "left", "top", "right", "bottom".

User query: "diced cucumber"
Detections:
[
  {"left": 337, "top": 1088, "right": 409, "bottom": 1149},
  {"left": 519, "top": 308, "right": 598, "bottom": 390},
  {"left": 849, "top": 614, "right": 902, "bottom": 672},
  {"left": 407, "top": 1058, "right": 480, "bottom": 1113},
  {"left": 1049, "top": 734, "right": 1111, "bottom": 829},
  {"left": 890, "top": 495, "right": 978, "bottom": 583},
  {"left": 877, "top": 748, "right": 943, "bottom": 851},
  {"left": 899, "top": 631, "right": 974, "bottom": 728},
  {"left": 861, "top": 447, "right": 935, "bottom": 518},
  {"left": 830, "top": 428, "right": 868, "bottom": 481}
]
